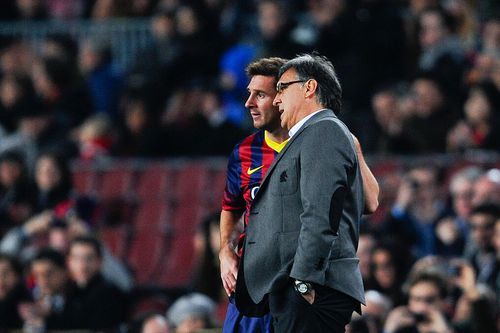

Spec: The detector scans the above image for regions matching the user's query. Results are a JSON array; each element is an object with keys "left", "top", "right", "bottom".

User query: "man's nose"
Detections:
[{"left": 273, "top": 94, "right": 281, "bottom": 106}]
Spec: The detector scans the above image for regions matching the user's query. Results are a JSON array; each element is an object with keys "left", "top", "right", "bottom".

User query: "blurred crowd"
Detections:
[
  {"left": 0, "top": 0, "right": 499, "bottom": 161},
  {"left": 0, "top": 0, "right": 499, "bottom": 332}
]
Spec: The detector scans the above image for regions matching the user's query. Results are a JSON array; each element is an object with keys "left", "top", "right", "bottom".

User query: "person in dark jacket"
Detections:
[{"left": 64, "top": 235, "right": 128, "bottom": 330}]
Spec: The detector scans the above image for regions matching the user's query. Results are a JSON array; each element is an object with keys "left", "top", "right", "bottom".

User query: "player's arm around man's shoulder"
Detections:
[{"left": 351, "top": 134, "right": 379, "bottom": 214}]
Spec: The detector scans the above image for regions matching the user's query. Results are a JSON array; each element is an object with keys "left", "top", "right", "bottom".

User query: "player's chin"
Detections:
[{"left": 253, "top": 120, "right": 265, "bottom": 129}]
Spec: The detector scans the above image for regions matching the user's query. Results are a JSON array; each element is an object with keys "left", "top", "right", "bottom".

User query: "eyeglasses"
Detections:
[{"left": 276, "top": 80, "right": 306, "bottom": 93}]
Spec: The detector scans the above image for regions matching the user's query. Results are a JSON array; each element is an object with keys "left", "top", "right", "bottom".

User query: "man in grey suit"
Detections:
[{"left": 236, "top": 54, "right": 365, "bottom": 332}]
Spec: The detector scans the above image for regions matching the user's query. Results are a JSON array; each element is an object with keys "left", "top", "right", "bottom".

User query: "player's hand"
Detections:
[{"left": 219, "top": 244, "right": 239, "bottom": 296}]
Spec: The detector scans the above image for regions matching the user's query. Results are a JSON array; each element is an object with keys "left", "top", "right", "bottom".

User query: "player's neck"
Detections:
[{"left": 266, "top": 127, "right": 289, "bottom": 143}]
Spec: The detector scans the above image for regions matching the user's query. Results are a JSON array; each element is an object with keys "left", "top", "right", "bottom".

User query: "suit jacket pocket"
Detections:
[
  {"left": 271, "top": 158, "right": 298, "bottom": 196},
  {"left": 278, "top": 230, "right": 300, "bottom": 267}
]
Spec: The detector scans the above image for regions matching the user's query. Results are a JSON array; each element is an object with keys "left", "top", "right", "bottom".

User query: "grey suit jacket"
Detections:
[{"left": 238, "top": 109, "right": 366, "bottom": 309}]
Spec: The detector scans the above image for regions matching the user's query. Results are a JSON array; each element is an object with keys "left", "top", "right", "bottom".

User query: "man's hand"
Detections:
[
  {"left": 219, "top": 244, "right": 239, "bottom": 296},
  {"left": 301, "top": 290, "right": 315, "bottom": 304}
]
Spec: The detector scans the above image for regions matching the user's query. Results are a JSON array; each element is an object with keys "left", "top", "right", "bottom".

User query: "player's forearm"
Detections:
[
  {"left": 359, "top": 154, "right": 379, "bottom": 214},
  {"left": 351, "top": 133, "right": 380, "bottom": 214},
  {"left": 353, "top": 137, "right": 379, "bottom": 214},
  {"left": 219, "top": 210, "right": 242, "bottom": 250}
]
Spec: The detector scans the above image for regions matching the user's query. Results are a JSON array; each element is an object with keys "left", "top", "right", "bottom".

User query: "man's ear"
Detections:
[{"left": 304, "top": 79, "right": 317, "bottom": 98}]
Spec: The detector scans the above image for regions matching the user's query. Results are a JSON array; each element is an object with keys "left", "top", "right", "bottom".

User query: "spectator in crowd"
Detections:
[
  {"left": 434, "top": 166, "right": 483, "bottom": 256},
  {"left": 128, "top": 311, "right": 171, "bottom": 333},
  {"left": 64, "top": 235, "right": 128, "bottom": 330},
  {"left": 173, "top": 5, "right": 221, "bottom": 86},
  {"left": 464, "top": 204, "right": 499, "bottom": 285},
  {"left": 0, "top": 39, "right": 34, "bottom": 76},
  {"left": 0, "top": 73, "right": 36, "bottom": 133},
  {"left": 0, "top": 151, "right": 34, "bottom": 235},
  {"left": 141, "top": 313, "right": 170, "bottom": 333},
  {"left": 40, "top": 33, "right": 79, "bottom": 67},
  {"left": 368, "top": 243, "right": 407, "bottom": 307},
  {"left": 130, "top": 7, "right": 179, "bottom": 112},
  {"left": 79, "top": 38, "right": 124, "bottom": 119},
  {"left": 466, "top": 14, "right": 500, "bottom": 86},
  {"left": 450, "top": 259, "right": 497, "bottom": 333},
  {"left": 472, "top": 168, "right": 500, "bottom": 207},
  {"left": 19, "top": 248, "right": 69, "bottom": 330},
  {"left": 385, "top": 263, "right": 496, "bottom": 333},
  {"left": 13, "top": 0, "right": 49, "bottom": 20},
  {"left": 0, "top": 99, "right": 70, "bottom": 168},
  {"left": 114, "top": 92, "right": 165, "bottom": 157},
  {"left": 402, "top": 74, "right": 459, "bottom": 153},
  {"left": 32, "top": 152, "right": 73, "bottom": 213},
  {"left": 384, "top": 270, "right": 452, "bottom": 333},
  {"left": 31, "top": 56, "right": 92, "bottom": 131},
  {"left": 447, "top": 166, "right": 483, "bottom": 230},
  {"left": 254, "top": 0, "right": 303, "bottom": 59},
  {"left": 0, "top": 253, "right": 30, "bottom": 330},
  {"left": 384, "top": 164, "right": 448, "bottom": 258},
  {"left": 166, "top": 292, "right": 216, "bottom": 333},
  {"left": 417, "top": 6, "right": 469, "bottom": 96},
  {"left": 76, "top": 114, "right": 114, "bottom": 161},
  {"left": 162, "top": 84, "right": 245, "bottom": 156},
  {"left": 195, "top": 86, "right": 245, "bottom": 155},
  {"left": 447, "top": 80, "right": 500, "bottom": 153},
  {"left": 368, "top": 85, "right": 417, "bottom": 154},
  {"left": 358, "top": 231, "right": 378, "bottom": 289},
  {"left": 0, "top": 203, "right": 133, "bottom": 292},
  {"left": 441, "top": 0, "right": 477, "bottom": 51},
  {"left": 358, "top": 290, "right": 393, "bottom": 333}
]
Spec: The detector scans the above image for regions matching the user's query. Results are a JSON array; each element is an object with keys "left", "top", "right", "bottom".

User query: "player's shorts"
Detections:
[{"left": 222, "top": 295, "right": 272, "bottom": 333}]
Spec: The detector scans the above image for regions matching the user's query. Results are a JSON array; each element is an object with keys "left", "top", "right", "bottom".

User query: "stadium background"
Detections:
[{"left": 0, "top": 0, "right": 499, "bottom": 332}]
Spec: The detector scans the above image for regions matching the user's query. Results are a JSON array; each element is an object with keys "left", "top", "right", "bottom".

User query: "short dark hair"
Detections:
[
  {"left": 70, "top": 236, "right": 103, "bottom": 259},
  {"left": 279, "top": 53, "right": 342, "bottom": 115},
  {"left": 408, "top": 270, "right": 448, "bottom": 299},
  {"left": 32, "top": 248, "right": 66, "bottom": 269},
  {"left": 246, "top": 57, "right": 288, "bottom": 82}
]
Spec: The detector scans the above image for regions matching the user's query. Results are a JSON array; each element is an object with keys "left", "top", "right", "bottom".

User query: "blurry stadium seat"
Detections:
[{"left": 98, "top": 166, "right": 137, "bottom": 199}]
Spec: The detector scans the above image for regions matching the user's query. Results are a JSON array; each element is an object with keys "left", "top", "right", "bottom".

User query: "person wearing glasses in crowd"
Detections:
[{"left": 223, "top": 53, "right": 375, "bottom": 332}]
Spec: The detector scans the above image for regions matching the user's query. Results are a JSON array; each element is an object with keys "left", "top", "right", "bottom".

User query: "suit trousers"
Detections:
[{"left": 268, "top": 281, "right": 359, "bottom": 333}]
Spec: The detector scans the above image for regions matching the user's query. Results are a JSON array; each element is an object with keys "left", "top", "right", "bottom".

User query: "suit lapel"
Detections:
[{"left": 254, "top": 110, "right": 336, "bottom": 201}]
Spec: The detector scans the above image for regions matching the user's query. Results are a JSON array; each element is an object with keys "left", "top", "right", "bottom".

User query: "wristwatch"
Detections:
[{"left": 294, "top": 280, "right": 313, "bottom": 294}]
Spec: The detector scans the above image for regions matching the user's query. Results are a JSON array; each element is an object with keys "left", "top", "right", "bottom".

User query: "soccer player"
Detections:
[{"left": 219, "top": 57, "right": 379, "bottom": 333}]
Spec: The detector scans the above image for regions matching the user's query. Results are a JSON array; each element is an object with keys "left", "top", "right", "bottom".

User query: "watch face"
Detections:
[{"left": 297, "top": 283, "right": 308, "bottom": 293}]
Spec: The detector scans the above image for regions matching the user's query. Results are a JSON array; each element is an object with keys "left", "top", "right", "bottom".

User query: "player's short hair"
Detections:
[{"left": 246, "top": 57, "right": 288, "bottom": 82}]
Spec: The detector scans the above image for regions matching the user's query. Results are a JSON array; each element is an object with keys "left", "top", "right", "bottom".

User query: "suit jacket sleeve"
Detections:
[{"left": 290, "top": 120, "right": 357, "bottom": 284}]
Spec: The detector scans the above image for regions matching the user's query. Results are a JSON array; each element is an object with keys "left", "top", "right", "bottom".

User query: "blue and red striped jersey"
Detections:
[{"left": 222, "top": 130, "right": 287, "bottom": 250}]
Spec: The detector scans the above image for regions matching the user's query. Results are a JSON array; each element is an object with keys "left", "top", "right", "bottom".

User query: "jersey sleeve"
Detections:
[{"left": 221, "top": 146, "right": 245, "bottom": 212}]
